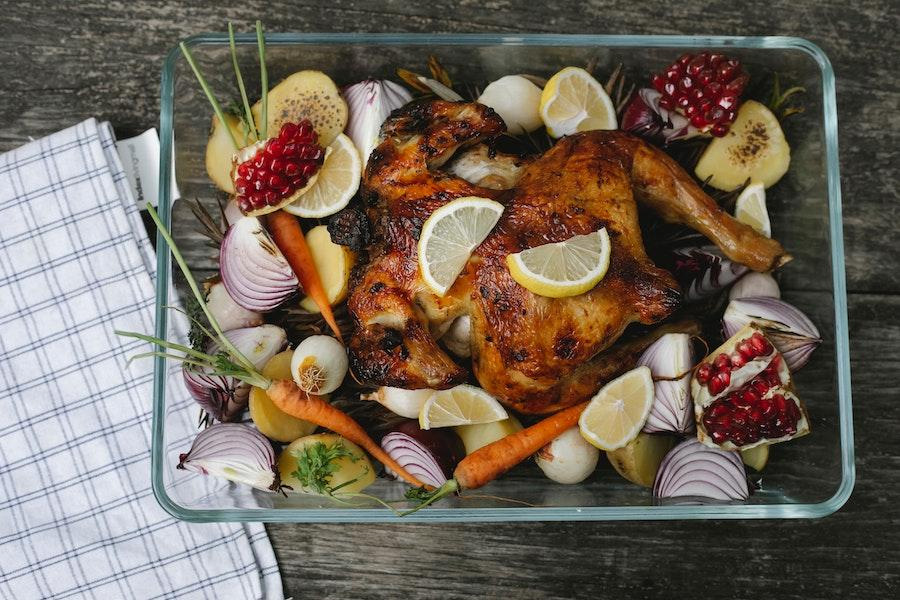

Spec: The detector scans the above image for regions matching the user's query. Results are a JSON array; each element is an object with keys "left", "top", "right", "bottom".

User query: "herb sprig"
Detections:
[{"left": 290, "top": 440, "right": 367, "bottom": 496}]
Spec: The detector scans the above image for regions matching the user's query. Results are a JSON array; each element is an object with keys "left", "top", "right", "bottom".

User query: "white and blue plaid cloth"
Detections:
[{"left": 0, "top": 119, "right": 283, "bottom": 599}]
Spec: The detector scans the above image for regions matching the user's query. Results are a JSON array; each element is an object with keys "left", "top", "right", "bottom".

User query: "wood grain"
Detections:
[{"left": 1, "top": 1, "right": 897, "bottom": 598}]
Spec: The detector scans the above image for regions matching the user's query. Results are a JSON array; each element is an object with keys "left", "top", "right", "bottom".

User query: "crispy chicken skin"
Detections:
[{"left": 348, "top": 100, "right": 790, "bottom": 413}]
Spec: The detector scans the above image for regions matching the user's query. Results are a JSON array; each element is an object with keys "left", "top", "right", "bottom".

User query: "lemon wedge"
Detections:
[
  {"left": 539, "top": 67, "right": 617, "bottom": 138},
  {"left": 506, "top": 229, "right": 611, "bottom": 298},
  {"left": 579, "top": 367, "right": 654, "bottom": 451},
  {"left": 283, "top": 133, "right": 360, "bottom": 218},
  {"left": 417, "top": 196, "right": 504, "bottom": 296},
  {"left": 734, "top": 182, "right": 771, "bottom": 237},
  {"left": 419, "top": 384, "right": 508, "bottom": 430}
]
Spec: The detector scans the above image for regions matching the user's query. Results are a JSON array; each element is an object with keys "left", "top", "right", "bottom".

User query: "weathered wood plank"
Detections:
[{"left": 1, "top": 1, "right": 897, "bottom": 598}]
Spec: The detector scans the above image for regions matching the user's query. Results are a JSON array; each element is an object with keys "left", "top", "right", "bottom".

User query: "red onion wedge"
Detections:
[
  {"left": 184, "top": 324, "right": 287, "bottom": 422},
  {"left": 380, "top": 421, "right": 465, "bottom": 488},
  {"left": 177, "top": 423, "right": 281, "bottom": 492},
  {"left": 722, "top": 296, "right": 821, "bottom": 370},
  {"left": 343, "top": 79, "right": 412, "bottom": 168},
  {"left": 729, "top": 272, "right": 780, "bottom": 301},
  {"left": 220, "top": 216, "right": 299, "bottom": 312},
  {"left": 621, "top": 88, "right": 700, "bottom": 144},
  {"left": 672, "top": 245, "right": 748, "bottom": 302},
  {"left": 653, "top": 438, "right": 749, "bottom": 503},
  {"left": 637, "top": 333, "right": 694, "bottom": 434}
]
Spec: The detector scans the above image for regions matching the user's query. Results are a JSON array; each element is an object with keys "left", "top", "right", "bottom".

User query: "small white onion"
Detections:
[
  {"left": 206, "top": 279, "right": 263, "bottom": 332},
  {"left": 361, "top": 386, "right": 433, "bottom": 419},
  {"left": 729, "top": 272, "right": 781, "bottom": 301},
  {"left": 441, "top": 315, "right": 471, "bottom": 358},
  {"left": 477, "top": 75, "right": 543, "bottom": 135},
  {"left": 535, "top": 427, "right": 600, "bottom": 484},
  {"left": 291, "top": 335, "right": 348, "bottom": 395}
]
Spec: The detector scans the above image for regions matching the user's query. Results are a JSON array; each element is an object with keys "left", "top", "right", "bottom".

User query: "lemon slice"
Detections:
[
  {"left": 539, "top": 67, "right": 617, "bottom": 138},
  {"left": 579, "top": 367, "right": 654, "bottom": 451},
  {"left": 506, "top": 228, "right": 611, "bottom": 298},
  {"left": 417, "top": 196, "right": 504, "bottom": 296},
  {"left": 734, "top": 182, "right": 771, "bottom": 237},
  {"left": 283, "top": 133, "right": 360, "bottom": 218},
  {"left": 419, "top": 384, "right": 508, "bottom": 429}
]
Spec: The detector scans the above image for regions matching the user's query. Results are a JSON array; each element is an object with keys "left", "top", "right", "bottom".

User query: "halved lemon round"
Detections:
[
  {"left": 734, "top": 182, "right": 771, "bottom": 237},
  {"left": 419, "top": 384, "right": 508, "bottom": 430},
  {"left": 539, "top": 67, "right": 617, "bottom": 138},
  {"left": 417, "top": 196, "right": 504, "bottom": 296},
  {"left": 579, "top": 366, "right": 654, "bottom": 451},
  {"left": 506, "top": 228, "right": 611, "bottom": 298},
  {"left": 283, "top": 133, "right": 360, "bottom": 218}
]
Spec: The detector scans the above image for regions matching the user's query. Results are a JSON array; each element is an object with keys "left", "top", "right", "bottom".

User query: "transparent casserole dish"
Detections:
[{"left": 153, "top": 33, "right": 853, "bottom": 522}]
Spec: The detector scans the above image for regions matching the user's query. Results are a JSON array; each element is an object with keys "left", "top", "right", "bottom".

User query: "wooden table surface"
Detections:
[{"left": 2, "top": 1, "right": 897, "bottom": 598}]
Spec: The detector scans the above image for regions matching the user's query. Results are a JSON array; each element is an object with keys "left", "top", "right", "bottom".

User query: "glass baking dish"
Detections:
[{"left": 153, "top": 33, "right": 853, "bottom": 522}]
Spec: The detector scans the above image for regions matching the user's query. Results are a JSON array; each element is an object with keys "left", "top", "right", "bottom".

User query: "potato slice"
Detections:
[
  {"left": 694, "top": 100, "right": 791, "bottom": 191},
  {"left": 606, "top": 432, "right": 674, "bottom": 487},
  {"left": 741, "top": 444, "right": 770, "bottom": 471},
  {"left": 252, "top": 70, "right": 347, "bottom": 147},
  {"left": 278, "top": 433, "right": 375, "bottom": 495},
  {"left": 249, "top": 350, "right": 317, "bottom": 442},
  {"left": 205, "top": 113, "right": 249, "bottom": 194},
  {"left": 299, "top": 225, "right": 356, "bottom": 312}
]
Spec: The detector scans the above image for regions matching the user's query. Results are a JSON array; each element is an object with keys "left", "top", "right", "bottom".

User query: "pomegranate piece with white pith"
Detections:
[
  {"left": 650, "top": 52, "right": 748, "bottom": 137},
  {"left": 692, "top": 324, "right": 809, "bottom": 451},
  {"left": 233, "top": 120, "right": 326, "bottom": 216}
]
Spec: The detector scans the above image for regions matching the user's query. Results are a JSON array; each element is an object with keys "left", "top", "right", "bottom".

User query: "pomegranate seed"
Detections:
[
  {"left": 678, "top": 76, "right": 694, "bottom": 92},
  {"left": 709, "top": 53, "right": 725, "bottom": 66},
  {"left": 730, "top": 352, "right": 747, "bottom": 369},
  {"left": 283, "top": 142, "right": 298, "bottom": 156},
  {"left": 663, "top": 82, "right": 677, "bottom": 96},
  {"left": 687, "top": 54, "right": 707, "bottom": 76},
  {"left": 715, "top": 353, "right": 730, "bottom": 371},
  {"left": 265, "top": 138, "right": 284, "bottom": 157},
  {"left": 235, "top": 182, "right": 248, "bottom": 196},
  {"left": 249, "top": 192, "right": 265, "bottom": 208},
  {"left": 704, "top": 107, "right": 725, "bottom": 124},
  {"left": 676, "top": 53, "right": 693, "bottom": 66},
  {"left": 292, "top": 176, "right": 308, "bottom": 188},
  {"left": 284, "top": 162, "right": 301, "bottom": 177},
  {"left": 690, "top": 114, "right": 707, "bottom": 129},
  {"left": 253, "top": 155, "right": 267, "bottom": 169},
  {"left": 697, "top": 69, "right": 715, "bottom": 86},
  {"left": 711, "top": 123, "right": 729, "bottom": 137},
  {"left": 264, "top": 190, "right": 278, "bottom": 205},
  {"left": 301, "top": 162, "right": 318, "bottom": 176},
  {"left": 708, "top": 374, "right": 725, "bottom": 395},
  {"left": 278, "top": 186, "right": 293, "bottom": 198},
  {"left": 697, "top": 363, "right": 712, "bottom": 383},
  {"left": 279, "top": 122, "right": 299, "bottom": 141},
  {"left": 651, "top": 74, "right": 666, "bottom": 92},
  {"left": 749, "top": 334, "right": 769, "bottom": 356},
  {"left": 698, "top": 99, "right": 714, "bottom": 114},
  {"left": 706, "top": 81, "right": 723, "bottom": 98},
  {"left": 237, "top": 162, "right": 251, "bottom": 178},
  {"left": 726, "top": 73, "right": 749, "bottom": 95},
  {"left": 269, "top": 158, "right": 285, "bottom": 173},
  {"left": 677, "top": 95, "right": 691, "bottom": 109},
  {"left": 665, "top": 65, "right": 682, "bottom": 81},
  {"left": 718, "top": 94, "right": 739, "bottom": 110},
  {"left": 658, "top": 96, "right": 674, "bottom": 111},
  {"left": 685, "top": 104, "right": 698, "bottom": 116},
  {"left": 268, "top": 174, "right": 286, "bottom": 189},
  {"left": 716, "top": 62, "right": 738, "bottom": 82}
]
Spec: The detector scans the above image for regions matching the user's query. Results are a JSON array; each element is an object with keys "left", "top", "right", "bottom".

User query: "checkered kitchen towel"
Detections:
[{"left": 0, "top": 119, "right": 283, "bottom": 599}]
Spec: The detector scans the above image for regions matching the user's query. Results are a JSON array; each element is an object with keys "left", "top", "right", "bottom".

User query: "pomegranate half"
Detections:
[{"left": 692, "top": 324, "right": 810, "bottom": 451}]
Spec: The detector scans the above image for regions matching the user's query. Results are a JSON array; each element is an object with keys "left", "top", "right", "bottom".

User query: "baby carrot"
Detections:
[
  {"left": 266, "top": 379, "right": 428, "bottom": 489},
  {"left": 267, "top": 210, "right": 343, "bottom": 342}
]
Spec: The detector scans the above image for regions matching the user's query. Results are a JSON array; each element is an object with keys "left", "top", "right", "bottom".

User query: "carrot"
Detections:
[
  {"left": 402, "top": 400, "right": 590, "bottom": 514},
  {"left": 267, "top": 379, "right": 429, "bottom": 489},
  {"left": 267, "top": 210, "right": 343, "bottom": 342}
]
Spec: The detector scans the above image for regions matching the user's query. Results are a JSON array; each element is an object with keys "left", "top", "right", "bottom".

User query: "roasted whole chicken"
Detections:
[{"left": 346, "top": 100, "right": 789, "bottom": 414}]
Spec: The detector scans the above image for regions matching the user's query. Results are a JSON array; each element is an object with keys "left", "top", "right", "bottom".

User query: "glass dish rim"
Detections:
[{"left": 153, "top": 33, "right": 854, "bottom": 522}]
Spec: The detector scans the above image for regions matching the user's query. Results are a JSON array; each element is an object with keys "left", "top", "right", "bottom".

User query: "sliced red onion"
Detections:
[
  {"left": 177, "top": 423, "right": 280, "bottom": 492},
  {"left": 653, "top": 438, "right": 748, "bottom": 502},
  {"left": 223, "top": 198, "right": 243, "bottom": 228},
  {"left": 344, "top": 79, "right": 412, "bottom": 167},
  {"left": 183, "top": 324, "right": 287, "bottom": 422},
  {"left": 220, "top": 216, "right": 299, "bottom": 312},
  {"left": 722, "top": 297, "right": 821, "bottom": 370},
  {"left": 621, "top": 88, "right": 700, "bottom": 144},
  {"left": 672, "top": 245, "right": 749, "bottom": 302},
  {"left": 206, "top": 279, "right": 263, "bottom": 332},
  {"left": 729, "top": 272, "right": 781, "bottom": 301},
  {"left": 380, "top": 421, "right": 465, "bottom": 488},
  {"left": 637, "top": 333, "right": 694, "bottom": 434}
]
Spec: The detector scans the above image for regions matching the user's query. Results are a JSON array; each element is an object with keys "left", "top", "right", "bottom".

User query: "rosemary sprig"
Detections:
[{"left": 766, "top": 72, "right": 806, "bottom": 121}]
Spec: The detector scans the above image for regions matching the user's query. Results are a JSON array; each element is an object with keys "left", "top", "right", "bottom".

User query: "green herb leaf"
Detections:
[{"left": 290, "top": 440, "right": 362, "bottom": 496}]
